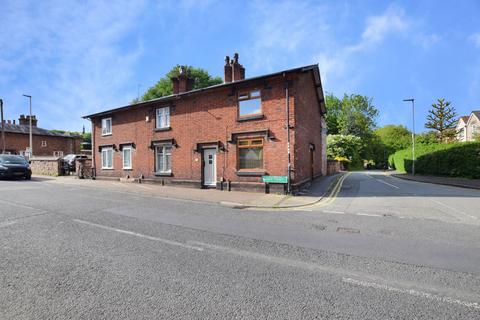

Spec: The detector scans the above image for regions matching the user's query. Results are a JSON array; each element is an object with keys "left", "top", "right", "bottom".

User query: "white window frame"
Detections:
[
  {"left": 156, "top": 107, "right": 170, "bottom": 129},
  {"left": 122, "top": 146, "right": 132, "bottom": 170},
  {"left": 101, "top": 147, "right": 114, "bottom": 169},
  {"left": 102, "top": 118, "right": 112, "bottom": 136},
  {"left": 155, "top": 144, "right": 172, "bottom": 173},
  {"left": 41, "top": 141, "right": 47, "bottom": 147}
]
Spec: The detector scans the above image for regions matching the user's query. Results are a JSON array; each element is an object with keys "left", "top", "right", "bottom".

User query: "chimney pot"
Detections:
[
  {"left": 172, "top": 65, "right": 193, "bottom": 94},
  {"left": 230, "top": 52, "right": 245, "bottom": 82},
  {"left": 13, "top": 120, "right": 15, "bottom": 124},
  {"left": 7, "top": 120, "right": 11, "bottom": 124}
]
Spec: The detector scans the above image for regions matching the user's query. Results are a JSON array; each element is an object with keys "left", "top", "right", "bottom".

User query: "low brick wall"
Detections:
[
  {"left": 327, "top": 160, "right": 342, "bottom": 175},
  {"left": 30, "top": 157, "right": 62, "bottom": 176},
  {"left": 76, "top": 158, "right": 93, "bottom": 179}
]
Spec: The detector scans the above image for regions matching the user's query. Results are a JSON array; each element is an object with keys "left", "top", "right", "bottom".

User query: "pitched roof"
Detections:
[
  {"left": 1, "top": 123, "right": 78, "bottom": 138},
  {"left": 459, "top": 116, "right": 469, "bottom": 123},
  {"left": 472, "top": 111, "right": 480, "bottom": 119},
  {"left": 83, "top": 64, "right": 325, "bottom": 119}
]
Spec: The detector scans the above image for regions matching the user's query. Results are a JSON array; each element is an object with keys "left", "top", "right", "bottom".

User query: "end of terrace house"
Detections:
[{"left": 83, "top": 53, "right": 327, "bottom": 194}]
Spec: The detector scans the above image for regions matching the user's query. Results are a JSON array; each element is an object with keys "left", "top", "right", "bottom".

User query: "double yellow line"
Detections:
[{"left": 314, "top": 172, "right": 350, "bottom": 207}]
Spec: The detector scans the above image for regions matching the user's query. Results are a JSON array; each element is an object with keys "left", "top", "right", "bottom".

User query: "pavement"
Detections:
[
  {"left": 1, "top": 171, "right": 479, "bottom": 319},
  {"left": 392, "top": 172, "right": 480, "bottom": 189},
  {"left": 33, "top": 173, "right": 342, "bottom": 209}
]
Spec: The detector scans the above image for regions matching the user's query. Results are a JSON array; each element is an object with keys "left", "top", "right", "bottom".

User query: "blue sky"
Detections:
[{"left": 1, "top": 0, "right": 479, "bottom": 132}]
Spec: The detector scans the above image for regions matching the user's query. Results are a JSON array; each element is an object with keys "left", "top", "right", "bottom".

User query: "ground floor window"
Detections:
[
  {"left": 238, "top": 138, "right": 263, "bottom": 169},
  {"left": 155, "top": 144, "right": 172, "bottom": 173},
  {"left": 101, "top": 147, "right": 113, "bottom": 169},
  {"left": 53, "top": 151, "right": 64, "bottom": 157},
  {"left": 122, "top": 146, "right": 132, "bottom": 169}
]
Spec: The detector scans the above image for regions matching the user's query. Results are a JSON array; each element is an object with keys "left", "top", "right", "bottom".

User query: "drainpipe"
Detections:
[{"left": 284, "top": 73, "right": 292, "bottom": 194}]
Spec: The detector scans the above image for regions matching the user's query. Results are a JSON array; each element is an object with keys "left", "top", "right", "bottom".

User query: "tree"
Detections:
[
  {"left": 325, "top": 94, "right": 342, "bottom": 134},
  {"left": 133, "top": 65, "right": 222, "bottom": 103},
  {"left": 375, "top": 125, "right": 411, "bottom": 153},
  {"left": 425, "top": 98, "right": 457, "bottom": 142},
  {"left": 326, "top": 134, "right": 363, "bottom": 169}
]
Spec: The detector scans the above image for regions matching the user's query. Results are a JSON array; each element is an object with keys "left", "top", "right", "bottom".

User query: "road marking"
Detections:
[
  {"left": 311, "top": 173, "right": 350, "bottom": 208},
  {"left": 342, "top": 277, "right": 480, "bottom": 310},
  {"left": 0, "top": 221, "right": 16, "bottom": 228},
  {"left": 0, "top": 199, "right": 47, "bottom": 213},
  {"left": 72, "top": 219, "right": 204, "bottom": 251},
  {"left": 190, "top": 240, "right": 480, "bottom": 310},
  {"left": 357, "top": 213, "right": 382, "bottom": 217},
  {"left": 374, "top": 178, "right": 399, "bottom": 189},
  {"left": 429, "top": 199, "right": 478, "bottom": 221},
  {"left": 322, "top": 210, "right": 345, "bottom": 214}
]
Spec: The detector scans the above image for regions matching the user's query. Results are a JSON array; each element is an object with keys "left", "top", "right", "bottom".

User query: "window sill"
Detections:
[
  {"left": 154, "top": 172, "right": 172, "bottom": 177},
  {"left": 237, "top": 114, "right": 264, "bottom": 122},
  {"left": 154, "top": 127, "right": 171, "bottom": 132},
  {"left": 101, "top": 168, "right": 114, "bottom": 170},
  {"left": 101, "top": 133, "right": 112, "bottom": 137},
  {"left": 123, "top": 168, "right": 132, "bottom": 171},
  {"left": 236, "top": 170, "right": 265, "bottom": 176}
]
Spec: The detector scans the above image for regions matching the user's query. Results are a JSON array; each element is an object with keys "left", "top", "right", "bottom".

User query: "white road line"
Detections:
[
  {"left": 0, "top": 221, "right": 16, "bottom": 228},
  {"left": 342, "top": 277, "right": 480, "bottom": 310},
  {"left": 0, "top": 199, "right": 46, "bottom": 213},
  {"left": 190, "top": 241, "right": 480, "bottom": 310},
  {"left": 374, "top": 178, "right": 399, "bottom": 189},
  {"left": 322, "top": 210, "right": 345, "bottom": 214},
  {"left": 357, "top": 213, "right": 382, "bottom": 217},
  {"left": 429, "top": 199, "right": 478, "bottom": 221},
  {"left": 72, "top": 219, "right": 204, "bottom": 251}
]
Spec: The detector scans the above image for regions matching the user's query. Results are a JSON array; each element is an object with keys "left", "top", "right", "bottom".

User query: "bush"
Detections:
[{"left": 391, "top": 142, "right": 480, "bottom": 178}]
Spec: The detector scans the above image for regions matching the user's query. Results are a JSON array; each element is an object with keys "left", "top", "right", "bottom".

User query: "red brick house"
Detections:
[
  {"left": 1, "top": 115, "right": 81, "bottom": 157},
  {"left": 84, "top": 54, "right": 327, "bottom": 193}
]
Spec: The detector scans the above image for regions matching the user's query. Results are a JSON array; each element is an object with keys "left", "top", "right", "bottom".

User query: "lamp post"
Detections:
[
  {"left": 22, "top": 94, "right": 32, "bottom": 157},
  {"left": 0, "top": 99, "right": 5, "bottom": 154},
  {"left": 403, "top": 98, "right": 415, "bottom": 175}
]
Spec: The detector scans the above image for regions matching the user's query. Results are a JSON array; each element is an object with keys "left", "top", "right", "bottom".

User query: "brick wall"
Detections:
[
  {"left": 30, "top": 157, "right": 62, "bottom": 176},
  {"left": 91, "top": 70, "right": 325, "bottom": 191},
  {"left": 292, "top": 71, "right": 326, "bottom": 186},
  {"left": 4, "top": 132, "right": 81, "bottom": 156}
]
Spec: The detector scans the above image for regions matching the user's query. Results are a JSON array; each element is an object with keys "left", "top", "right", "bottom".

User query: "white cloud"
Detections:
[
  {"left": 470, "top": 33, "right": 480, "bottom": 48},
  {"left": 0, "top": 0, "right": 146, "bottom": 131},
  {"left": 361, "top": 6, "right": 408, "bottom": 45}
]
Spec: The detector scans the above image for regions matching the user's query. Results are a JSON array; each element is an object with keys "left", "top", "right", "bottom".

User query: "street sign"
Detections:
[{"left": 262, "top": 175, "right": 288, "bottom": 183}]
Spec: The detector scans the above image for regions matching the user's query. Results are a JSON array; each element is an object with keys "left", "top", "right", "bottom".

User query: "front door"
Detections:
[{"left": 203, "top": 148, "right": 217, "bottom": 187}]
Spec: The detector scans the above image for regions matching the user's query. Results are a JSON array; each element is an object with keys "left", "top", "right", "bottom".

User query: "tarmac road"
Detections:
[{"left": 0, "top": 172, "right": 479, "bottom": 319}]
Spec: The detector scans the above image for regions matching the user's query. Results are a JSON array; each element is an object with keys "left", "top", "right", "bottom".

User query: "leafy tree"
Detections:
[
  {"left": 338, "top": 94, "right": 379, "bottom": 138},
  {"left": 326, "top": 134, "right": 363, "bottom": 169},
  {"left": 375, "top": 125, "right": 411, "bottom": 153},
  {"left": 133, "top": 65, "right": 222, "bottom": 103},
  {"left": 425, "top": 98, "right": 457, "bottom": 142},
  {"left": 325, "top": 94, "right": 342, "bottom": 134},
  {"left": 416, "top": 131, "right": 438, "bottom": 145}
]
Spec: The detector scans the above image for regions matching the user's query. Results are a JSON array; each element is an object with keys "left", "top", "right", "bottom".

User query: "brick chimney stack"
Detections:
[
  {"left": 224, "top": 53, "right": 245, "bottom": 83},
  {"left": 172, "top": 66, "right": 194, "bottom": 94},
  {"left": 19, "top": 114, "right": 38, "bottom": 127}
]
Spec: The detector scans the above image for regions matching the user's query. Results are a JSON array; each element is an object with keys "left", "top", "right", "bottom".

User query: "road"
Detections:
[{"left": 0, "top": 172, "right": 479, "bottom": 319}]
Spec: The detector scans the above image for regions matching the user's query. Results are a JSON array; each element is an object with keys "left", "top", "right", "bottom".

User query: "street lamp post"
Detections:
[
  {"left": 403, "top": 98, "right": 415, "bottom": 175},
  {"left": 0, "top": 99, "right": 5, "bottom": 154},
  {"left": 22, "top": 94, "right": 33, "bottom": 157}
]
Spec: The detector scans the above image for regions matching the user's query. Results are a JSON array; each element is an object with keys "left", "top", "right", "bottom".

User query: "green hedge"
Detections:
[{"left": 390, "top": 142, "right": 480, "bottom": 178}]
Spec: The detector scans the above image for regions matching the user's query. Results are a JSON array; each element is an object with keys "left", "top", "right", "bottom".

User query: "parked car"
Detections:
[
  {"left": 0, "top": 154, "right": 32, "bottom": 180},
  {"left": 62, "top": 154, "right": 88, "bottom": 173}
]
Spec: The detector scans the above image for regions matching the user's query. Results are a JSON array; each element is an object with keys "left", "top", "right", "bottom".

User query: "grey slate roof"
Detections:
[
  {"left": 83, "top": 64, "right": 325, "bottom": 119},
  {"left": 1, "top": 123, "right": 78, "bottom": 138}
]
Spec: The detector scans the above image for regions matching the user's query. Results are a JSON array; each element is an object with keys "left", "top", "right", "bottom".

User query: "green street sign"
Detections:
[{"left": 262, "top": 175, "right": 288, "bottom": 183}]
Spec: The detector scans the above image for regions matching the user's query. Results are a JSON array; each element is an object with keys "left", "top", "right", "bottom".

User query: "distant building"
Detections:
[
  {"left": 456, "top": 111, "right": 480, "bottom": 142},
  {"left": 1, "top": 115, "right": 81, "bottom": 157}
]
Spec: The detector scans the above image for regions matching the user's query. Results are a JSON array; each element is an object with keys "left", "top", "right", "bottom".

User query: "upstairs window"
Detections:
[
  {"left": 156, "top": 107, "right": 170, "bottom": 129},
  {"left": 41, "top": 141, "right": 47, "bottom": 147},
  {"left": 238, "top": 90, "right": 261, "bottom": 117},
  {"left": 102, "top": 118, "right": 112, "bottom": 135},
  {"left": 238, "top": 138, "right": 263, "bottom": 170}
]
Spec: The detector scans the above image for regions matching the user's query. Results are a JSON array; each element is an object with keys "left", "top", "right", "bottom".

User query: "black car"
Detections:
[{"left": 0, "top": 155, "right": 32, "bottom": 180}]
